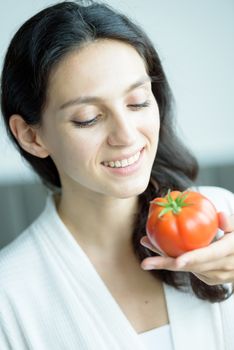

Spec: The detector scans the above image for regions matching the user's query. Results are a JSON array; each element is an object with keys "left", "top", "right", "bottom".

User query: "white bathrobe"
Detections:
[{"left": 0, "top": 186, "right": 234, "bottom": 349}]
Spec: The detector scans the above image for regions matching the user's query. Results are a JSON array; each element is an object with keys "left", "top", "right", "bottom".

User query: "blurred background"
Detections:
[{"left": 0, "top": 0, "right": 233, "bottom": 249}]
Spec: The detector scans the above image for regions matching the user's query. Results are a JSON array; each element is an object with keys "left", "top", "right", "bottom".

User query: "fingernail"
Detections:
[
  {"left": 142, "top": 265, "right": 155, "bottom": 270},
  {"left": 140, "top": 239, "right": 147, "bottom": 246},
  {"left": 141, "top": 243, "right": 152, "bottom": 249}
]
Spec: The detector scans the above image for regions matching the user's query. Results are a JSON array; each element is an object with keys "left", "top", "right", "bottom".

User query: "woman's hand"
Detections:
[{"left": 140, "top": 212, "right": 234, "bottom": 286}]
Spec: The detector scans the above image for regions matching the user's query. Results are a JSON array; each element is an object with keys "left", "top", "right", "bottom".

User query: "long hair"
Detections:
[{"left": 0, "top": 0, "right": 230, "bottom": 302}]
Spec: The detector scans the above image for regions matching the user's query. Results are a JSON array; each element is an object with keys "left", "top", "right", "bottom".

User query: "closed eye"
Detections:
[
  {"left": 128, "top": 100, "right": 151, "bottom": 110},
  {"left": 72, "top": 100, "right": 151, "bottom": 128}
]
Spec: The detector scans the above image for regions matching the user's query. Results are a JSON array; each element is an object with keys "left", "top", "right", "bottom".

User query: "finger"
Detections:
[
  {"left": 181, "top": 255, "right": 234, "bottom": 273},
  {"left": 141, "top": 256, "right": 183, "bottom": 271},
  {"left": 176, "top": 232, "right": 234, "bottom": 267},
  {"left": 140, "top": 254, "right": 232, "bottom": 273},
  {"left": 140, "top": 236, "right": 166, "bottom": 256},
  {"left": 192, "top": 270, "right": 234, "bottom": 286},
  {"left": 191, "top": 272, "right": 218, "bottom": 286},
  {"left": 218, "top": 212, "right": 234, "bottom": 233}
]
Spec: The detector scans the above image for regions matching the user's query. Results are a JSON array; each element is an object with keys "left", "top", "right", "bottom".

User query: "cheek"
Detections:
[
  {"left": 152, "top": 102, "right": 160, "bottom": 130},
  {"left": 141, "top": 103, "right": 160, "bottom": 138},
  {"left": 59, "top": 130, "right": 101, "bottom": 168}
]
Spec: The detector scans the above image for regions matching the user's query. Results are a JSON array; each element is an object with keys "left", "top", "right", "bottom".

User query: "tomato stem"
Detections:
[{"left": 152, "top": 189, "right": 193, "bottom": 218}]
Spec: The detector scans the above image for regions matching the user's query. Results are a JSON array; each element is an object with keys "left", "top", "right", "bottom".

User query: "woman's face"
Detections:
[{"left": 39, "top": 39, "right": 160, "bottom": 198}]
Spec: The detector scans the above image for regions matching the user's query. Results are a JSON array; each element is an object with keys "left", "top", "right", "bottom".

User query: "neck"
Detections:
[{"left": 55, "top": 188, "right": 139, "bottom": 257}]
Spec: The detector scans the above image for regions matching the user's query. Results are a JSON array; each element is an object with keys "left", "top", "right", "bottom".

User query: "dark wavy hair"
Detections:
[{"left": 0, "top": 0, "right": 231, "bottom": 302}]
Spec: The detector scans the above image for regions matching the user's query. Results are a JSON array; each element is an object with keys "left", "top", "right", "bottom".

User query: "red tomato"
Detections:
[{"left": 146, "top": 190, "right": 219, "bottom": 257}]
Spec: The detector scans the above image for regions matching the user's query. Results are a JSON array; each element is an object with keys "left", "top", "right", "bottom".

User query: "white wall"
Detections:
[{"left": 0, "top": 0, "right": 233, "bottom": 183}]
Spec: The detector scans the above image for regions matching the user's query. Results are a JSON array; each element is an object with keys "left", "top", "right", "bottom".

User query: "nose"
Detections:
[{"left": 107, "top": 109, "right": 137, "bottom": 146}]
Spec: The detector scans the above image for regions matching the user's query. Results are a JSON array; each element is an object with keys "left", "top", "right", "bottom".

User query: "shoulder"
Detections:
[
  {"left": 0, "top": 209, "right": 47, "bottom": 294},
  {"left": 190, "top": 185, "right": 234, "bottom": 213}
]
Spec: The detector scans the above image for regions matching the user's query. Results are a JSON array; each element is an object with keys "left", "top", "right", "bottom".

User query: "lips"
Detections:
[
  {"left": 102, "top": 147, "right": 144, "bottom": 164},
  {"left": 101, "top": 146, "right": 145, "bottom": 175},
  {"left": 104, "top": 151, "right": 141, "bottom": 168}
]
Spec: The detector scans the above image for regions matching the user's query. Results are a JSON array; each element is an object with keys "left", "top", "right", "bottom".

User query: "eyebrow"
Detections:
[{"left": 59, "top": 75, "right": 152, "bottom": 110}]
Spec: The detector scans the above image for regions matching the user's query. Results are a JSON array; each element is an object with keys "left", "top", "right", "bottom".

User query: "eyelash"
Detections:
[{"left": 72, "top": 100, "right": 151, "bottom": 128}]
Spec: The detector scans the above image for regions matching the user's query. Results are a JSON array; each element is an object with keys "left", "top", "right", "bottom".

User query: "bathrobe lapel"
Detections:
[
  {"left": 45, "top": 194, "right": 147, "bottom": 349},
  {"left": 163, "top": 283, "right": 225, "bottom": 350},
  {"left": 69, "top": 238, "right": 148, "bottom": 350}
]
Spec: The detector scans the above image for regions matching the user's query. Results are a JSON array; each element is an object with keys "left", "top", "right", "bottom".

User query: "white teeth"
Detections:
[
  {"left": 121, "top": 159, "right": 128, "bottom": 167},
  {"left": 127, "top": 156, "right": 135, "bottom": 166},
  {"left": 115, "top": 161, "right": 121, "bottom": 168},
  {"left": 104, "top": 151, "right": 141, "bottom": 168}
]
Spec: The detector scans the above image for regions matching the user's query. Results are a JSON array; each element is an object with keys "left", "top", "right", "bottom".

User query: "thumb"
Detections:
[{"left": 218, "top": 212, "right": 234, "bottom": 233}]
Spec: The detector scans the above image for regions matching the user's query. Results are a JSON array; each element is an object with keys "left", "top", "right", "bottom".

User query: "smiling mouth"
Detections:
[{"left": 102, "top": 148, "right": 144, "bottom": 168}]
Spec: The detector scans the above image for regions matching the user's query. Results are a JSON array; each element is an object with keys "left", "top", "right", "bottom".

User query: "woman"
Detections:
[{"left": 1, "top": 1, "right": 234, "bottom": 349}]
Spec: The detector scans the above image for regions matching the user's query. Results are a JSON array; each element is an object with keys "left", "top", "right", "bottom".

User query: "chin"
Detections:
[{"left": 113, "top": 180, "right": 150, "bottom": 199}]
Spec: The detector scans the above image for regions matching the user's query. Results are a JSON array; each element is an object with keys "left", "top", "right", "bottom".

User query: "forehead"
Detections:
[{"left": 46, "top": 39, "right": 148, "bottom": 106}]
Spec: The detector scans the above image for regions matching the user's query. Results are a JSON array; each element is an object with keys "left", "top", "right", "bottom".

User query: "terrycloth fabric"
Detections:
[
  {"left": 139, "top": 324, "right": 173, "bottom": 350},
  {"left": 0, "top": 186, "right": 234, "bottom": 350}
]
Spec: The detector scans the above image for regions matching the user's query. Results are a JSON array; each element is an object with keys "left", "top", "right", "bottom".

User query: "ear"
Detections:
[{"left": 9, "top": 114, "right": 50, "bottom": 158}]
